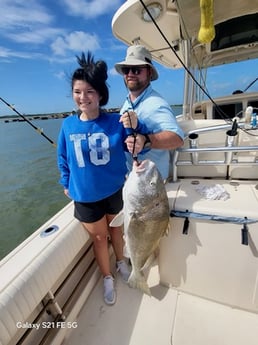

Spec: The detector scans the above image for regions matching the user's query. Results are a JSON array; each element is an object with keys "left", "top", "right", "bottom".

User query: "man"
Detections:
[{"left": 115, "top": 45, "right": 184, "bottom": 179}]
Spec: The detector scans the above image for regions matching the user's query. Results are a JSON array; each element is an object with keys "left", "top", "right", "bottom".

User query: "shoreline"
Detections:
[
  {"left": 0, "top": 104, "right": 183, "bottom": 123},
  {"left": 0, "top": 107, "right": 121, "bottom": 123}
]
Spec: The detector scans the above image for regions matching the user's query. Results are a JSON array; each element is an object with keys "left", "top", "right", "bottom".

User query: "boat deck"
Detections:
[{"left": 63, "top": 260, "right": 258, "bottom": 345}]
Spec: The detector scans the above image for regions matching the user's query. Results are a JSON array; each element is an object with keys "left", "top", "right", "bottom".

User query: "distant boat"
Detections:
[{"left": 1, "top": 1, "right": 258, "bottom": 344}]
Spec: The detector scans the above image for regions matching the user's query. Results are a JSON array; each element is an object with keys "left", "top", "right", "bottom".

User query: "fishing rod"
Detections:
[
  {"left": 0, "top": 96, "right": 56, "bottom": 147},
  {"left": 139, "top": 0, "right": 258, "bottom": 137},
  {"left": 139, "top": 0, "right": 233, "bottom": 123}
]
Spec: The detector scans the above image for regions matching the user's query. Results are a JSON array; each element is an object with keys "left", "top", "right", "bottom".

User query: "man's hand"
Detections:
[
  {"left": 125, "top": 134, "right": 146, "bottom": 154},
  {"left": 120, "top": 111, "right": 138, "bottom": 129}
]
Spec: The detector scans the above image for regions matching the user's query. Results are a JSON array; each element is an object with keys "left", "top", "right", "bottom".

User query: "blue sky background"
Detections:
[{"left": 0, "top": 0, "right": 257, "bottom": 117}]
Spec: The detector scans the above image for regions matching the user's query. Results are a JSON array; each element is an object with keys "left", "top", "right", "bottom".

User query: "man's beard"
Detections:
[{"left": 125, "top": 79, "right": 149, "bottom": 92}]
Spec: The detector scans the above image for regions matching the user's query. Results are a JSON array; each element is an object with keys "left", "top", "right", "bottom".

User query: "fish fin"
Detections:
[
  {"left": 128, "top": 271, "right": 151, "bottom": 296},
  {"left": 161, "top": 221, "right": 170, "bottom": 237},
  {"left": 165, "top": 223, "right": 170, "bottom": 236},
  {"left": 109, "top": 211, "right": 124, "bottom": 227},
  {"left": 141, "top": 253, "right": 156, "bottom": 271}
]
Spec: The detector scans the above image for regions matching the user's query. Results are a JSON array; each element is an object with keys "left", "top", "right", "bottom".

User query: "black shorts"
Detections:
[{"left": 74, "top": 188, "right": 123, "bottom": 223}]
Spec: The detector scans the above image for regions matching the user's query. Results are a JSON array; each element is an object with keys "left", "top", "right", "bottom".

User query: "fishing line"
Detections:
[
  {"left": 0, "top": 96, "right": 56, "bottom": 147},
  {"left": 139, "top": 0, "right": 258, "bottom": 138},
  {"left": 243, "top": 77, "right": 258, "bottom": 92},
  {"left": 139, "top": 0, "right": 232, "bottom": 122}
]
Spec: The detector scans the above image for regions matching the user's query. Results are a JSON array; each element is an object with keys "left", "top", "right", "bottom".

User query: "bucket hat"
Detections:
[{"left": 115, "top": 45, "right": 158, "bottom": 81}]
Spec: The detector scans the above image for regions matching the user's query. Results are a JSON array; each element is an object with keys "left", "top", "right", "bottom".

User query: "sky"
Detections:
[{"left": 0, "top": 0, "right": 258, "bottom": 117}]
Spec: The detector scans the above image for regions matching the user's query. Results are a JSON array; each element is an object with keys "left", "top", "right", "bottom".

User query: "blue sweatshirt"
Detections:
[{"left": 57, "top": 112, "right": 146, "bottom": 202}]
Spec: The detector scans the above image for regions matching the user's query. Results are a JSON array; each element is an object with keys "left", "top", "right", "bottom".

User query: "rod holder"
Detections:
[
  {"left": 189, "top": 133, "right": 199, "bottom": 165},
  {"left": 225, "top": 129, "right": 238, "bottom": 164}
]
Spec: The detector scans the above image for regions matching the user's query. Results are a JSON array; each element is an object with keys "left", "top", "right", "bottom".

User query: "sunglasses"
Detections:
[{"left": 121, "top": 66, "right": 148, "bottom": 75}]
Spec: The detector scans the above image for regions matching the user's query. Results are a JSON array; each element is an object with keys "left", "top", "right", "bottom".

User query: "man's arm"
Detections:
[{"left": 148, "top": 131, "right": 184, "bottom": 149}]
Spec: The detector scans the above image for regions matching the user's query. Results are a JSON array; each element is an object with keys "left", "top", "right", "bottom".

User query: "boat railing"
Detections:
[{"left": 172, "top": 122, "right": 258, "bottom": 181}]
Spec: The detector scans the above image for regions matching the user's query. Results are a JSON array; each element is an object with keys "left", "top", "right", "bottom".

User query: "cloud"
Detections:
[
  {"left": 0, "top": 0, "right": 53, "bottom": 29},
  {"left": 0, "top": 45, "right": 38, "bottom": 59},
  {"left": 51, "top": 31, "right": 100, "bottom": 56},
  {"left": 6, "top": 28, "right": 65, "bottom": 45},
  {"left": 62, "top": 0, "right": 122, "bottom": 18},
  {"left": 0, "top": 0, "right": 120, "bottom": 62},
  {"left": 109, "top": 67, "right": 119, "bottom": 77},
  {"left": 54, "top": 71, "right": 66, "bottom": 80},
  {"left": 0, "top": 46, "right": 12, "bottom": 58},
  {"left": 0, "top": 0, "right": 58, "bottom": 46}
]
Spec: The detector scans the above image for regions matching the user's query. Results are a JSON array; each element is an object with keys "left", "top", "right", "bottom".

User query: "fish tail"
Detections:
[{"left": 128, "top": 271, "right": 151, "bottom": 296}]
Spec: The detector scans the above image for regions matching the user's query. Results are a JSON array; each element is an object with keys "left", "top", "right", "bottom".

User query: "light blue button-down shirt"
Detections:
[{"left": 120, "top": 84, "right": 184, "bottom": 179}]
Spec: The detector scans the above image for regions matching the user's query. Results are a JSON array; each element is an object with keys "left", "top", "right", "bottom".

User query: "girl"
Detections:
[{"left": 57, "top": 52, "right": 146, "bottom": 305}]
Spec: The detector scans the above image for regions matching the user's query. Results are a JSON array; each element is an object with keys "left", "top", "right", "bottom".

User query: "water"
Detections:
[
  {"left": 0, "top": 106, "right": 182, "bottom": 260},
  {"left": 0, "top": 118, "right": 68, "bottom": 260}
]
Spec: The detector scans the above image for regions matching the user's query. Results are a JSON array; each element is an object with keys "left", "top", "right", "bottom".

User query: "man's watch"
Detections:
[{"left": 143, "top": 134, "right": 151, "bottom": 149}]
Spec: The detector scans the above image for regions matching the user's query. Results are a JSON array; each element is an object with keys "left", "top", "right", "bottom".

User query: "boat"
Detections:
[{"left": 1, "top": 1, "right": 258, "bottom": 344}]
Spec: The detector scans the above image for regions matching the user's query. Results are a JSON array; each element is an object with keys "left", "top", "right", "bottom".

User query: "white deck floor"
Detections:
[
  {"left": 63, "top": 261, "right": 258, "bottom": 345},
  {"left": 63, "top": 262, "right": 176, "bottom": 345}
]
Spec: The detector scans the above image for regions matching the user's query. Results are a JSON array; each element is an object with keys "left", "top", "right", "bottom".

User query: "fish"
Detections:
[{"left": 110, "top": 159, "right": 170, "bottom": 295}]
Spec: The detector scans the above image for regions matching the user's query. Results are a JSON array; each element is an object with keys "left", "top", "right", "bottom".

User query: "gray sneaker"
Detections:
[
  {"left": 116, "top": 260, "right": 131, "bottom": 282},
  {"left": 103, "top": 275, "right": 116, "bottom": 305}
]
